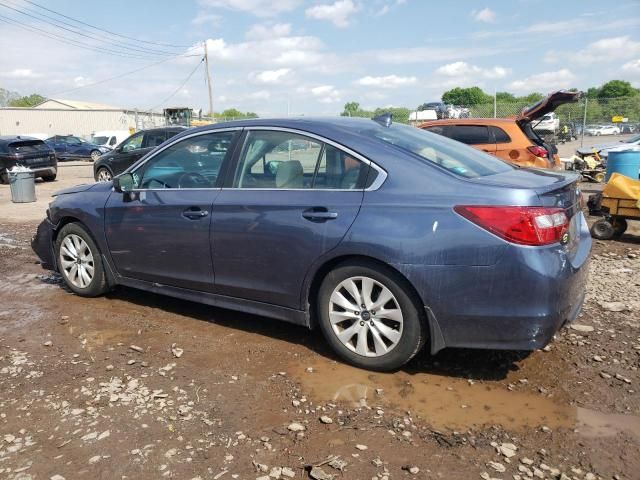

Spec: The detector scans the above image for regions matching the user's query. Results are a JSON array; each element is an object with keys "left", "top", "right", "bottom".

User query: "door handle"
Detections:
[
  {"left": 302, "top": 208, "right": 338, "bottom": 221},
  {"left": 182, "top": 207, "right": 209, "bottom": 220}
]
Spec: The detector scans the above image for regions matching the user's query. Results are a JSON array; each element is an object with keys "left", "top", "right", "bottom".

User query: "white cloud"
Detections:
[
  {"left": 373, "top": 0, "right": 406, "bottom": 16},
  {"left": 310, "top": 85, "right": 341, "bottom": 103},
  {"left": 248, "top": 68, "right": 292, "bottom": 84},
  {"left": 245, "top": 22, "right": 291, "bottom": 40},
  {"left": 509, "top": 69, "right": 576, "bottom": 93},
  {"left": 305, "top": 0, "right": 359, "bottom": 28},
  {"left": 355, "top": 74, "right": 417, "bottom": 88},
  {"left": 436, "top": 61, "right": 511, "bottom": 79},
  {"left": 197, "top": 0, "right": 300, "bottom": 16},
  {"left": 471, "top": 7, "right": 495, "bottom": 23},
  {"left": 191, "top": 12, "right": 222, "bottom": 26},
  {"left": 574, "top": 36, "right": 640, "bottom": 65},
  {"left": 0, "top": 68, "right": 40, "bottom": 78},
  {"left": 622, "top": 59, "right": 640, "bottom": 81}
]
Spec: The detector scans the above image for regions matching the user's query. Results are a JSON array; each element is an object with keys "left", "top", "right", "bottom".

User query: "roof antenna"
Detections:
[{"left": 373, "top": 112, "right": 393, "bottom": 127}]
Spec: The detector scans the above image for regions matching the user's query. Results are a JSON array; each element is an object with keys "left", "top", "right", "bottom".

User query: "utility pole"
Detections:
[
  {"left": 493, "top": 87, "right": 497, "bottom": 118},
  {"left": 204, "top": 41, "right": 214, "bottom": 119},
  {"left": 581, "top": 96, "right": 588, "bottom": 148}
]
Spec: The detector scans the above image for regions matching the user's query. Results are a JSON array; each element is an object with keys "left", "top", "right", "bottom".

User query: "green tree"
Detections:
[
  {"left": 517, "top": 92, "right": 545, "bottom": 103},
  {"left": 341, "top": 101, "right": 371, "bottom": 117},
  {"left": 597, "top": 80, "right": 637, "bottom": 98},
  {"left": 0, "top": 87, "right": 19, "bottom": 107},
  {"left": 372, "top": 107, "right": 411, "bottom": 124},
  {"left": 495, "top": 91, "right": 516, "bottom": 102},
  {"left": 214, "top": 108, "right": 258, "bottom": 120},
  {"left": 8, "top": 93, "right": 46, "bottom": 107},
  {"left": 441, "top": 87, "right": 492, "bottom": 105}
]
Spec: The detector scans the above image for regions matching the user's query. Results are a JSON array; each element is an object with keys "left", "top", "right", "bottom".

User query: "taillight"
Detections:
[
  {"left": 527, "top": 145, "right": 548, "bottom": 158},
  {"left": 454, "top": 206, "right": 569, "bottom": 246}
]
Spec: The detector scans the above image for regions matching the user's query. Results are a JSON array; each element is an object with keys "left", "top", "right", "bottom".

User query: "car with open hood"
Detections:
[{"left": 419, "top": 91, "right": 583, "bottom": 169}]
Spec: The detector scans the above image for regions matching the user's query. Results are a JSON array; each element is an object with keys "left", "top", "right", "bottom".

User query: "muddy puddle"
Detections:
[{"left": 290, "top": 358, "right": 640, "bottom": 438}]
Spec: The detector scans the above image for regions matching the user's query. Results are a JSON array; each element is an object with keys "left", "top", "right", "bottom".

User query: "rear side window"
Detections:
[
  {"left": 143, "top": 131, "right": 167, "bottom": 148},
  {"left": 358, "top": 123, "right": 513, "bottom": 178},
  {"left": 447, "top": 125, "right": 491, "bottom": 145},
  {"left": 8, "top": 140, "right": 49, "bottom": 153},
  {"left": 490, "top": 126, "right": 511, "bottom": 143}
]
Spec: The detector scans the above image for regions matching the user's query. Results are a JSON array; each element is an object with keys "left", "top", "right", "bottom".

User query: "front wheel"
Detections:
[
  {"left": 317, "top": 261, "right": 426, "bottom": 371},
  {"left": 55, "top": 223, "right": 109, "bottom": 297},
  {"left": 96, "top": 167, "right": 112, "bottom": 182}
]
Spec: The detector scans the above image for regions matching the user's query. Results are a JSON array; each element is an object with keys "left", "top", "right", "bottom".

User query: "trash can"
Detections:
[
  {"left": 9, "top": 170, "right": 36, "bottom": 203},
  {"left": 605, "top": 146, "right": 640, "bottom": 182}
]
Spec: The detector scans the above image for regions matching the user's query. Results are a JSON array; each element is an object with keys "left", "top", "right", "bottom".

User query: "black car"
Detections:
[
  {"left": 0, "top": 136, "right": 57, "bottom": 183},
  {"left": 419, "top": 102, "right": 449, "bottom": 119},
  {"left": 93, "top": 126, "right": 187, "bottom": 181}
]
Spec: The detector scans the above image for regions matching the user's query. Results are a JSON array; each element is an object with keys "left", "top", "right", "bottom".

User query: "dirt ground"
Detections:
[{"left": 0, "top": 148, "right": 639, "bottom": 480}]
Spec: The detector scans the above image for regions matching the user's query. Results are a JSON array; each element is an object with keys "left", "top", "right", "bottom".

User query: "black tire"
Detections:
[
  {"left": 590, "top": 219, "right": 615, "bottom": 240},
  {"left": 317, "top": 260, "right": 427, "bottom": 371},
  {"left": 0, "top": 172, "right": 7, "bottom": 184},
  {"left": 95, "top": 167, "right": 113, "bottom": 182},
  {"left": 612, "top": 218, "right": 628, "bottom": 237},
  {"left": 90, "top": 150, "right": 101, "bottom": 162},
  {"left": 55, "top": 223, "right": 109, "bottom": 297},
  {"left": 41, "top": 174, "right": 57, "bottom": 182}
]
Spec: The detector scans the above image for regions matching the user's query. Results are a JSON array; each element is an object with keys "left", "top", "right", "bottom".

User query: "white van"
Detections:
[{"left": 90, "top": 130, "right": 130, "bottom": 150}]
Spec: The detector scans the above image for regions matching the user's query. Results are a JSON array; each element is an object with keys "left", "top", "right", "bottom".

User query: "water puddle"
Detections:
[{"left": 290, "top": 358, "right": 640, "bottom": 437}]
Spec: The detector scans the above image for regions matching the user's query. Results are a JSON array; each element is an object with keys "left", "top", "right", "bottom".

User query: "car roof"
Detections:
[
  {"left": 418, "top": 118, "right": 517, "bottom": 127},
  {"left": 0, "top": 135, "right": 44, "bottom": 144}
]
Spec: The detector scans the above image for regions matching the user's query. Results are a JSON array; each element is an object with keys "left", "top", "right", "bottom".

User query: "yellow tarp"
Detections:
[{"left": 602, "top": 172, "right": 640, "bottom": 216}]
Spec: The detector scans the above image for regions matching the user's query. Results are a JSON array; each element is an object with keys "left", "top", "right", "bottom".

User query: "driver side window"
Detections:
[
  {"left": 134, "top": 131, "right": 236, "bottom": 189},
  {"left": 121, "top": 133, "right": 143, "bottom": 152}
]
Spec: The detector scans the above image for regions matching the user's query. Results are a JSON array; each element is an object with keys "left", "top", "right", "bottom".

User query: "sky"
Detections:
[{"left": 0, "top": 0, "right": 639, "bottom": 116}]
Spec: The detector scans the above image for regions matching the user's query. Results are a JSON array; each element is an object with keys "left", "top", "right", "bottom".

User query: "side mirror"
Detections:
[{"left": 113, "top": 173, "right": 134, "bottom": 193}]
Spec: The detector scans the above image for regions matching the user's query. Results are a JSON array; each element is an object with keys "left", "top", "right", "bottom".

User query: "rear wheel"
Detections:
[
  {"left": 41, "top": 174, "right": 57, "bottom": 182},
  {"left": 317, "top": 261, "right": 426, "bottom": 371},
  {"left": 90, "top": 150, "right": 101, "bottom": 162},
  {"left": 55, "top": 223, "right": 109, "bottom": 297},
  {"left": 612, "top": 218, "right": 628, "bottom": 237},
  {"left": 590, "top": 219, "right": 615, "bottom": 240}
]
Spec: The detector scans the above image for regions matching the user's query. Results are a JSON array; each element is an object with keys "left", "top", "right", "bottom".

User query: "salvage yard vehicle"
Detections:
[
  {"left": 93, "top": 126, "right": 187, "bottom": 182},
  {"left": 585, "top": 124, "right": 621, "bottom": 136},
  {"left": 419, "top": 90, "right": 582, "bottom": 170},
  {"left": 588, "top": 172, "right": 640, "bottom": 239},
  {"left": 45, "top": 135, "right": 110, "bottom": 162},
  {"left": 0, "top": 135, "right": 57, "bottom": 183},
  {"left": 577, "top": 134, "right": 640, "bottom": 160},
  {"left": 32, "top": 116, "right": 591, "bottom": 371}
]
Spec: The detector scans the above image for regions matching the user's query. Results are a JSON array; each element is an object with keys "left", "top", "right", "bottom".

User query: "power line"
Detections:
[
  {"left": 23, "top": 0, "right": 192, "bottom": 49},
  {"left": 0, "top": 1, "right": 180, "bottom": 57},
  {"left": 0, "top": 13, "right": 161, "bottom": 59},
  {"left": 150, "top": 59, "right": 204, "bottom": 111},
  {"left": 48, "top": 55, "right": 203, "bottom": 98}
]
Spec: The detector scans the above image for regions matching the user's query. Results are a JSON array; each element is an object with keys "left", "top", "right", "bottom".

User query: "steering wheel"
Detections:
[{"left": 178, "top": 172, "right": 210, "bottom": 188}]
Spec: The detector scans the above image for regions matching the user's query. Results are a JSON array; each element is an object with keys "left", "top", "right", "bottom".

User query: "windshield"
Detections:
[
  {"left": 360, "top": 123, "right": 514, "bottom": 178},
  {"left": 91, "top": 136, "right": 109, "bottom": 145}
]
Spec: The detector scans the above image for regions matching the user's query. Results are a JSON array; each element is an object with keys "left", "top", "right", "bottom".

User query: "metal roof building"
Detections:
[{"left": 0, "top": 98, "right": 165, "bottom": 138}]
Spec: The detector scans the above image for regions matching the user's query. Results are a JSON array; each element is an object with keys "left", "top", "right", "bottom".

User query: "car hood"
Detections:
[
  {"left": 577, "top": 141, "right": 625, "bottom": 153},
  {"left": 52, "top": 182, "right": 112, "bottom": 196},
  {"left": 516, "top": 90, "right": 583, "bottom": 123}
]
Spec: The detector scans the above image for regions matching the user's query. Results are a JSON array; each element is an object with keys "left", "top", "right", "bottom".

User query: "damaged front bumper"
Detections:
[{"left": 31, "top": 218, "right": 57, "bottom": 271}]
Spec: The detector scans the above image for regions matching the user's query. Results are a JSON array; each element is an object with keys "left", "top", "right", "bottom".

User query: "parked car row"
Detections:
[{"left": 584, "top": 124, "right": 621, "bottom": 136}]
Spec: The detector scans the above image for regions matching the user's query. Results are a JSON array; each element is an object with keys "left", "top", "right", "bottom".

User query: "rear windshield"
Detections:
[
  {"left": 359, "top": 123, "right": 514, "bottom": 178},
  {"left": 8, "top": 140, "right": 49, "bottom": 154}
]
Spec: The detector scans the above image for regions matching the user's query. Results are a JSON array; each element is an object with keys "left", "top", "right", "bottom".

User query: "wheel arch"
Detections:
[{"left": 305, "top": 254, "right": 445, "bottom": 354}]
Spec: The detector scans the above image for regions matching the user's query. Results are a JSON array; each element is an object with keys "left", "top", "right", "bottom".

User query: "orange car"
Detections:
[{"left": 418, "top": 91, "right": 582, "bottom": 170}]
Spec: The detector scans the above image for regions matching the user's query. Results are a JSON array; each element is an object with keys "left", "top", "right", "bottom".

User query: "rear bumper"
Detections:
[
  {"left": 31, "top": 219, "right": 57, "bottom": 270},
  {"left": 411, "top": 214, "right": 591, "bottom": 353}
]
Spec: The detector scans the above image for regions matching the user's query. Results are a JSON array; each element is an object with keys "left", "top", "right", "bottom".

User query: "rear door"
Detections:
[
  {"left": 211, "top": 128, "right": 374, "bottom": 309},
  {"left": 48, "top": 136, "right": 67, "bottom": 156},
  {"left": 448, "top": 125, "right": 496, "bottom": 154}
]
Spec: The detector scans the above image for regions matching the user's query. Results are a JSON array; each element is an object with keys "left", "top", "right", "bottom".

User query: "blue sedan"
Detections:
[
  {"left": 45, "top": 135, "right": 110, "bottom": 161},
  {"left": 31, "top": 116, "right": 590, "bottom": 371}
]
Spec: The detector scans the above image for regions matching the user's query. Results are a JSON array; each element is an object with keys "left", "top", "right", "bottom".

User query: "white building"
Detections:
[{"left": 0, "top": 98, "right": 165, "bottom": 138}]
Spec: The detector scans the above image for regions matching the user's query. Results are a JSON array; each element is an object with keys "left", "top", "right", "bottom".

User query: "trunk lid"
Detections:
[{"left": 516, "top": 90, "right": 583, "bottom": 124}]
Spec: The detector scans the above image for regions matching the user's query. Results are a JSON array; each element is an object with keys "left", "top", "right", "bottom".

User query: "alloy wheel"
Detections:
[
  {"left": 328, "top": 276, "right": 404, "bottom": 357},
  {"left": 59, "top": 234, "right": 95, "bottom": 289},
  {"left": 91, "top": 150, "right": 101, "bottom": 161},
  {"left": 97, "top": 168, "right": 112, "bottom": 182}
]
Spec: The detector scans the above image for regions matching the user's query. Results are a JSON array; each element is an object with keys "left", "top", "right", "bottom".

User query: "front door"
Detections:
[
  {"left": 104, "top": 130, "right": 239, "bottom": 292},
  {"left": 212, "top": 129, "right": 372, "bottom": 309},
  {"left": 110, "top": 131, "right": 147, "bottom": 176}
]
